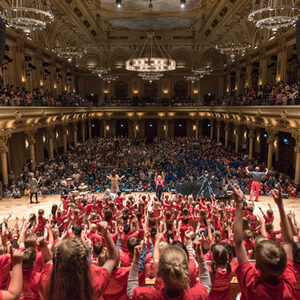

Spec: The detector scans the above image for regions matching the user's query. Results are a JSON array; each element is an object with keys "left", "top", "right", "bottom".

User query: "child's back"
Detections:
[{"left": 208, "top": 267, "right": 233, "bottom": 300}]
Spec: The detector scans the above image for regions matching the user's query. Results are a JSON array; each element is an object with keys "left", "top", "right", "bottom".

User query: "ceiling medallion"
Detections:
[
  {"left": 215, "top": 41, "right": 251, "bottom": 62},
  {"left": 138, "top": 72, "right": 164, "bottom": 83},
  {"left": 248, "top": 0, "right": 300, "bottom": 31},
  {"left": 125, "top": 32, "right": 176, "bottom": 72},
  {"left": 0, "top": 0, "right": 54, "bottom": 34}
]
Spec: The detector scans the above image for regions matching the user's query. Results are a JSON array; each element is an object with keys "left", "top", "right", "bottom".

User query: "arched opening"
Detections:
[{"left": 145, "top": 119, "right": 157, "bottom": 141}]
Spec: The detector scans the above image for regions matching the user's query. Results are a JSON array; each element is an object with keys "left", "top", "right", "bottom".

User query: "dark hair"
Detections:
[
  {"left": 93, "top": 242, "right": 103, "bottom": 256},
  {"left": 105, "top": 209, "right": 112, "bottom": 222},
  {"left": 23, "top": 247, "right": 36, "bottom": 269},
  {"left": 211, "top": 244, "right": 231, "bottom": 280},
  {"left": 127, "top": 236, "right": 140, "bottom": 255},
  {"left": 46, "top": 238, "right": 93, "bottom": 300},
  {"left": 51, "top": 204, "right": 58, "bottom": 216},
  {"left": 123, "top": 224, "right": 131, "bottom": 234}
]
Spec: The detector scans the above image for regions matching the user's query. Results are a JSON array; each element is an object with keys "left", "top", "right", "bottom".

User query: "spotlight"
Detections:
[
  {"left": 116, "top": 0, "right": 121, "bottom": 8},
  {"left": 180, "top": 0, "right": 185, "bottom": 8}
]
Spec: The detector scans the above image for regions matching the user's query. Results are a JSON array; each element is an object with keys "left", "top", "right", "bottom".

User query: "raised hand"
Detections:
[
  {"left": 229, "top": 181, "right": 244, "bottom": 207},
  {"left": 10, "top": 248, "right": 23, "bottom": 266},
  {"left": 271, "top": 184, "right": 283, "bottom": 207},
  {"left": 133, "top": 245, "right": 142, "bottom": 264},
  {"left": 98, "top": 221, "right": 109, "bottom": 235}
]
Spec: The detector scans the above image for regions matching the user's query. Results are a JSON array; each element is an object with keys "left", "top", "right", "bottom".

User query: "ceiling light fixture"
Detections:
[
  {"left": 215, "top": 41, "right": 251, "bottom": 62},
  {"left": 138, "top": 72, "right": 164, "bottom": 83},
  {"left": 116, "top": 0, "right": 122, "bottom": 8},
  {"left": 126, "top": 32, "right": 176, "bottom": 72},
  {"left": 0, "top": 0, "right": 54, "bottom": 34},
  {"left": 180, "top": 0, "right": 186, "bottom": 8},
  {"left": 52, "top": 45, "right": 87, "bottom": 64},
  {"left": 248, "top": 0, "right": 300, "bottom": 31}
]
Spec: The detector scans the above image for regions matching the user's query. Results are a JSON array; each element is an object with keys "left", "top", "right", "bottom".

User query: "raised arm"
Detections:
[
  {"left": 98, "top": 221, "right": 120, "bottom": 274},
  {"left": 245, "top": 166, "right": 250, "bottom": 175},
  {"left": 265, "top": 168, "right": 269, "bottom": 175},
  {"left": 229, "top": 182, "right": 248, "bottom": 265},
  {"left": 0, "top": 249, "right": 23, "bottom": 300},
  {"left": 271, "top": 184, "right": 293, "bottom": 260}
]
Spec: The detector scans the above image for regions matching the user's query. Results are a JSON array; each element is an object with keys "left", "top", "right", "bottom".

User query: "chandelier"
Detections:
[
  {"left": 102, "top": 71, "right": 118, "bottom": 83},
  {"left": 138, "top": 72, "right": 164, "bottom": 83},
  {"left": 192, "top": 66, "right": 213, "bottom": 77},
  {"left": 125, "top": 32, "right": 176, "bottom": 72},
  {"left": 52, "top": 46, "right": 87, "bottom": 63},
  {"left": 185, "top": 73, "right": 201, "bottom": 84},
  {"left": 0, "top": 0, "right": 54, "bottom": 34},
  {"left": 216, "top": 41, "right": 251, "bottom": 62},
  {"left": 88, "top": 66, "right": 108, "bottom": 77},
  {"left": 248, "top": 0, "right": 300, "bottom": 31}
]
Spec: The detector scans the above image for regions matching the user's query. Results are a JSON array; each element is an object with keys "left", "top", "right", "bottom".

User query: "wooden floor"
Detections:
[{"left": 0, "top": 193, "right": 299, "bottom": 229}]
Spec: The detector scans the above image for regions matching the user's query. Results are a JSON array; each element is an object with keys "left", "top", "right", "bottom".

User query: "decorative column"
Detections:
[
  {"left": 62, "top": 125, "right": 68, "bottom": 153},
  {"left": 163, "top": 120, "right": 169, "bottom": 138},
  {"left": 276, "top": 37, "right": 287, "bottom": 83},
  {"left": 293, "top": 134, "right": 300, "bottom": 185},
  {"left": 193, "top": 121, "right": 199, "bottom": 138},
  {"left": 216, "top": 120, "right": 221, "bottom": 145},
  {"left": 210, "top": 119, "right": 214, "bottom": 139},
  {"left": 88, "top": 120, "right": 92, "bottom": 140},
  {"left": 267, "top": 131, "right": 276, "bottom": 169},
  {"left": 103, "top": 120, "right": 109, "bottom": 138},
  {"left": 26, "top": 130, "right": 36, "bottom": 170},
  {"left": 72, "top": 122, "right": 78, "bottom": 147},
  {"left": 234, "top": 124, "right": 240, "bottom": 153},
  {"left": 133, "top": 120, "right": 139, "bottom": 138},
  {"left": 46, "top": 128, "right": 54, "bottom": 160},
  {"left": 81, "top": 121, "right": 86, "bottom": 143},
  {"left": 248, "top": 127, "right": 255, "bottom": 160},
  {"left": 0, "top": 135, "right": 10, "bottom": 186},
  {"left": 224, "top": 122, "right": 229, "bottom": 148},
  {"left": 235, "top": 69, "right": 241, "bottom": 93},
  {"left": 259, "top": 48, "right": 267, "bottom": 86},
  {"left": 245, "top": 63, "right": 253, "bottom": 88}
]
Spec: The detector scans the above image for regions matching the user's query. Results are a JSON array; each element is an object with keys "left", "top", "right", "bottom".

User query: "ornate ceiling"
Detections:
[{"left": 1, "top": 0, "right": 299, "bottom": 71}]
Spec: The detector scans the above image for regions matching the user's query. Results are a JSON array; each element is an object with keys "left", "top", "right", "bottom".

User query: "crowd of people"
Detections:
[
  {"left": 0, "top": 86, "right": 91, "bottom": 107},
  {"left": 0, "top": 165, "right": 299, "bottom": 299},
  {"left": 218, "top": 81, "right": 300, "bottom": 106},
  {"left": 4, "top": 137, "right": 298, "bottom": 199}
]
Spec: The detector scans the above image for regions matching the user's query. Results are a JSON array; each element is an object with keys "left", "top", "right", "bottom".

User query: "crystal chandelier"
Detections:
[
  {"left": 88, "top": 66, "right": 108, "bottom": 77},
  {"left": 184, "top": 73, "right": 201, "bottom": 84},
  {"left": 248, "top": 0, "right": 300, "bottom": 31},
  {"left": 102, "top": 71, "right": 118, "bottom": 83},
  {"left": 192, "top": 66, "right": 213, "bottom": 77},
  {"left": 215, "top": 41, "right": 251, "bottom": 62},
  {"left": 138, "top": 72, "right": 164, "bottom": 83},
  {"left": 52, "top": 46, "right": 87, "bottom": 63},
  {"left": 0, "top": 0, "right": 54, "bottom": 34},
  {"left": 126, "top": 32, "right": 176, "bottom": 72}
]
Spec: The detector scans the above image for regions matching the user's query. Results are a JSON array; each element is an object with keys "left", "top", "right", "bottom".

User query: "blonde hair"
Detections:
[{"left": 158, "top": 246, "right": 189, "bottom": 290}]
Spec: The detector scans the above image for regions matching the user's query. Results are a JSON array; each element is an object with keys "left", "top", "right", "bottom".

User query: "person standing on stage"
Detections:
[
  {"left": 246, "top": 166, "right": 268, "bottom": 202},
  {"left": 28, "top": 173, "right": 39, "bottom": 204},
  {"left": 155, "top": 171, "right": 165, "bottom": 202},
  {"left": 107, "top": 170, "right": 124, "bottom": 194}
]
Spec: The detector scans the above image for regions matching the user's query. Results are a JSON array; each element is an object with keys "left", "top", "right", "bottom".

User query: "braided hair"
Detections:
[
  {"left": 158, "top": 246, "right": 190, "bottom": 290},
  {"left": 46, "top": 237, "right": 94, "bottom": 300}
]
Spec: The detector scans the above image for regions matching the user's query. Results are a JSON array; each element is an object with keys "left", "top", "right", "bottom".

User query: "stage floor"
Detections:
[{"left": 0, "top": 193, "right": 299, "bottom": 230}]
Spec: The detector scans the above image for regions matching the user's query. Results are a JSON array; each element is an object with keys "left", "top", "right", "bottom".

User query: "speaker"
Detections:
[
  {"left": 296, "top": 18, "right": 300, "bottom": 64},
  {"left": 0, "top": 18, "right": 6, "bottom": 66}
]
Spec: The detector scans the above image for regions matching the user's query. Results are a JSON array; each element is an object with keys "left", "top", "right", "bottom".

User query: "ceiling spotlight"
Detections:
[
  {"left": 180, "top": 0, "right": 186, "bottom": 8},
  {"left": 116, "top": 0, "right": 121, "bottom": 8}
]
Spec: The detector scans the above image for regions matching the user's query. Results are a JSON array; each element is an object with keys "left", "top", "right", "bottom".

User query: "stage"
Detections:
[{"left": 0, "top": 193, "right": 299, "bottom": 230}]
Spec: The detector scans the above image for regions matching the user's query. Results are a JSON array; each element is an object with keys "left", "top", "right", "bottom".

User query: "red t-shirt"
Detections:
[
  {"left": 263, "top": 214, "right": 274, "bottom": 224},
  {"left": 36, "top": 216, "right": 47, "bottom": 232},
  {"left": 247, "top": 214, "right": 257, "bottom": 230},
  {"left": 243, "top": 240, "right": 255, "bottom": 253},
  {"left": 100, "top": 266, "right": 130, "bottom": 300},
  {"left": 208, "top": 267, "right": 233, "bottom": 300},
  {"left": 294, "top": 263, "right": 300, "bottom": 300},
  {"left": 19, "top": 269, "right": 41, "bottom": 300},
  {"left": 132, "top": 282, "right": 208, "bottom": 300},
  {"left": 0, "top": 254, "right": 11, "bottom": 290},
  {"left": 236, "top": 259, "right": 295, "bottom": 300},
  {"left": 120, "top": 231, "right": 139, "bottom": 253}
]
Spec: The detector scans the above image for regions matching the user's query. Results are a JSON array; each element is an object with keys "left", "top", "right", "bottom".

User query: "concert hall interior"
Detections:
[{"left": 0, "top": 1, "right": 300, "bottom": 300}]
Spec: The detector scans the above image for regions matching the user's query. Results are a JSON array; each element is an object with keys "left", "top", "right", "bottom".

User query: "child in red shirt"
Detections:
[
  {"left": 293, "top": 242, "right": 300, "bottom": 300},
  {"left": 127, "top": 243, "right": 211, "bottom": 300},
  {"left": 259, "top": 204, "right": 274, "bottom": 224},
  {"left": 208, "top": 244, "right": 234, "bottom": 300},
  {"left": 34, "top": 209, "right": 47, "bottom": 236},
  {"left": 230, "top": 182, "right": 296, "bottom": 300}
]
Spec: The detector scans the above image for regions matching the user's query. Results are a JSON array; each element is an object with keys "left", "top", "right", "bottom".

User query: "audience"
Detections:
[{"left": 0, "top": 135, "right": 300, "bottom": 300}]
